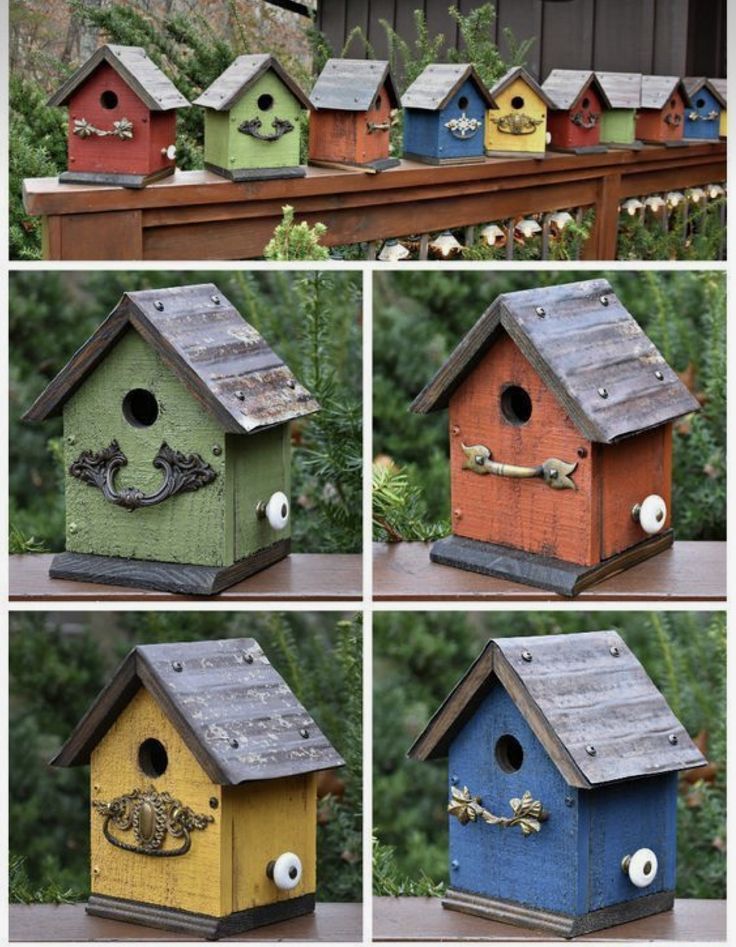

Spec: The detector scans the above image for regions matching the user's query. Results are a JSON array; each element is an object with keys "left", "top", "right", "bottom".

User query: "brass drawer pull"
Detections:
[
  {"left": 238, "top": 117, "right": 295, "bottom": 141},
  {"left": 461, "top": 443, "right": 577, "bottom": 490},
  {"left": 448, "top": 785, "right": 547, "bottom": 837},
  {"left": 489, "top": 112, "right": 543, "bottom": 136}
]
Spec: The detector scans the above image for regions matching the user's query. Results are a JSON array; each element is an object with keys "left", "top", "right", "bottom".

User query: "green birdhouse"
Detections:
[
  {"left": 194, "top": 54, "right": 311, "bottom": 181},
  {"left": 23, "top": 283, "right": 319, "bottom": 595}
]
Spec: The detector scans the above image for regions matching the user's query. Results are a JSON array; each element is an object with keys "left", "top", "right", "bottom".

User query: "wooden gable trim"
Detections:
[
  {"left": 491, "top": 66, "right": 556, "bottom": 109},
  {"left": 194, "top": 54, "right": 311, "bottom": 112}
]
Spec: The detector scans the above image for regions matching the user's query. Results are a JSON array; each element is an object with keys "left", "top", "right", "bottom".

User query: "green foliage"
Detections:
[
  {"left": 264, "top": 205, "right": 330, "bottom": 261},
  {"left": 373, "top": 463, "right": 448, "bottom": 542},
  {"left": 373, "top": 270, "right": 725, "bottom": 541},
  {"left": 617, "top": 199, "right": 726, "bottom": 261},
  {"left": 10, "top": 611, "right": 362, "bottom": 903},
  {"left": 10, "top": 270, "right": 362, "bottom": 554},
  {"left": 448, "top": 5, "right": 535, "bottom": 86},
  {"left": 373, "top": 611, "right": 726, "bottom": 898},
  {"left": 373, "top": 838, "right": 445, "bottom": 897},
  {"left": 9, "top": 855, "right": 81, "bottom": 905}
]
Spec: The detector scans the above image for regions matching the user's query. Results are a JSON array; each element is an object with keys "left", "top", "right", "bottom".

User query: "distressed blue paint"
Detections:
[
  {"left": 683, "top": 86, "right": 722, "bottom": 140},
  {"left": 404, "top": 77, "right": 486, "bottom": 162},
  {"left": 448, "top": 686, "right": 581, "bottom": 914}
]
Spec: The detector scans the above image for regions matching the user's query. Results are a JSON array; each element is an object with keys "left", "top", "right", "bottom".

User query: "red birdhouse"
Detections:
[
  {"left": 542, "top": 70, "right": 611, "bottom": 153},
  {"left": 49, "top": 45, "right": 190, "bottom": 188},
  {"left": 636, "top": 76, "right": 690, "bottom": 146},
  {"left": 410, "top": 279, "right": 700, "bottom": 596},
  {"left": 308, "top": 59, "right": 400, "bottom": 172}
]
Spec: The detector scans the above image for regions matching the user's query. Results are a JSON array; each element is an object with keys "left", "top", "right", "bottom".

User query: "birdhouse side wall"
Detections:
[
  {"left": 547, "top": 84, "right": 604, "bottom": 150},
  {"left": 308, "top": 108, "right": 358, "bottom": 163},
  {"left": 402, "top": 109, "right": 442, "bottom": 159},
  {"left": 434, "top": 78, "right": 487, "bottom": 160},
  {"left": 684, "top": 87, "right": 721, "bottom": 140},
  {"left": 148, "top": 110, "right": 178, "bottom": 172},
  {"left": 579, "top": 773, "right": 678, "bottom": 911},
  {"left": 66, "top": 62, "right": 154, "bottom": 175},
  {"left": 63, "top": 328, "right": 230, "bottom": 566},
  {"left": 90, "top": 687, "right": 224, "bottom": 916},
  {"left": 719, "top": 107, "right": 727, "bottom": 137},
  {"left": 599, "top": 107, "right": 637, "bottom": 144},
  {"left": 636, "top": 90, "right": 686, "bottom": 143},
  {"left": 448, "top": 331, "right": 598, "bottom": 566},
  {"left": 485, "top": 78, "right": 547, "bottom": 154},
  {"left": 220, "top": 774, "right": 317, "bottom": 914},
  {"left": 220, "top": 74, "right": 303, "bottom": 171},
  {"left": 448, "top": 685, "right": 581, "bottom": 914},
  {"left": 354, "top": 81, "right": 394, "bottom": 164},
  {"left": 226, "top": 424, "right": 291, "bottom": 561}
]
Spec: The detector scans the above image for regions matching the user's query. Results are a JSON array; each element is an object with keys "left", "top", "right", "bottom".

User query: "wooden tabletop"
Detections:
[
  {"left": 9, "top": 554, "right": 362, "bottom": 601},
  {"left": 373, "top": 541, "right": 726, "bottom": 601},
  {"left": 9, "top": 902, "right": 362, "bottom": 941},
  {"left": 372, "top": 897, "right": 725, "bottom": 941}
]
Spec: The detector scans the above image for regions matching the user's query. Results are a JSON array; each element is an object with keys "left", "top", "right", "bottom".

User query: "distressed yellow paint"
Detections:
[
  {"left": 485, "top": 76, "right": 547, "bottom": 154},
  {"left": 720, "top": 108, "right": 727, "bottom": 137},
  {"left": 90, "top": 688, "right": 224, "bottom": 916},
  {"left": 220, "top": 773, "right": 317, "bottom": 914}
]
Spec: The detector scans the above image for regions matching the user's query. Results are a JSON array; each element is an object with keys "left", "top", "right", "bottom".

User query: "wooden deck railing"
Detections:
[{"left": 23, "top": 141, "right": 725, "bottom": 261}]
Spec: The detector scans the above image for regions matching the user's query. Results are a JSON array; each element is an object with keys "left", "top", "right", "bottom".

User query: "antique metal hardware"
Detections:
[
  {"left": 570, "top": 110, "right": 599, "bottom": 129},
  {"left": 444, "top": 113, "right": 483, "bottom": 139},
  {"left": 73, "top": 117, "right": 134, "bottom": 140},
  {"left": 69, "top": 440, "right": 217, "bottom": 511},
  {"left": 664, "top": 113, "right": 683, "bottom": 126},
  {"left": 461, "top": 443, "right": 577, "bottom": 490},
  {"left": 93, "top": 786, "right": 213, "bottom": 857},
  {"left": 448, "top": 785, "right": 547, "bottom": 837},
  {"left": 489, "top": 112, "right": 543, "bottom": 135},
  {"left": 366, "top": 121, "right": 391, "bottom": 133},
  {"left": 237, "top": 117, "right": 295, "bottom": 141},
  {"left": 688, "top": 110, "right": 719, "bottom": 122}
]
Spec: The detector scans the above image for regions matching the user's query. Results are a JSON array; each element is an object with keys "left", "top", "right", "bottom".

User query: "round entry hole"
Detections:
[
  {"left": 458, "top": 95, "right": 469, "bottom": 109},
  {"left": 495, "top": 734, "right": 524, "bottom": 773},
  {"left": 696, "top": 97, "right": 706, "bottom": 108},
  {"left": 501, "top": 385, "right": 532, "bottom": 425},
  {"left": 123, "top": 388, "right": 159, "bottom": 427},
  {"left": 511, "top": 95, "right": 525, "bottom": 109},
  {"left": 581, "top": 96, "right": 590, "bottom": 109},
  {"left": 257, "top": 93, "right": 274, "bottom": 111},
  {"left": 100, "top": 90, "right": 119, "bottom": 110},
  {"left": 139, "top": 738, "right": 168, "bottom": 777}
]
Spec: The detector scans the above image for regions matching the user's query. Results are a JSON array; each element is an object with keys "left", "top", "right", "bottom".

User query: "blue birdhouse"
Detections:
[
  {"left": 401, "top": 64, "right": 496, "bottom": 165},
  {"left": 409, "top": 631, "right": 706, "bottom": 938},
  {"left": 683, "top": 78, "right": 725, "bottom": 141}
]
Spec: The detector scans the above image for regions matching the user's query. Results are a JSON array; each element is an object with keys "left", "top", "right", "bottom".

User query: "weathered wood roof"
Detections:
[
  {"left": 193, "top": 53, "right": 310, "bottom": 111},
  {"left": 309, "top": 58, "right": 399, "bottom": 111},
  {"left": 410, "top": 278, "right": 699, "bottom": 444},
  {"left": 489, "top": 66, "right": 555, "bottom": 108},
  {"left": 408, "top": 631, "right": 706, "bottom": 789},
  {"left": 51, "top": 638, "right": 345, "bottom": 783},
  {"left": 23, "top": 283, "right": 319, "bottom": 435},
  {"left": 709, "top": 77, "right": 727, "bottom": 105},
  {"left": 541, "top": 69, "right": 611, "bottom": 111},
  {"left": 401, "top": 63, "right": 496, "bottom": 111},
  {"left": 48, "top": 44, "right": 190, "bottom": 110},
  {"left": 640, "top": 75, "right": 690, "bottom": 110},
  {"left": 595, "top": 71, "right": 642, "bottom": 108},
  {"left": 684, "top": 77, "right": 726, "bottom": 108}
]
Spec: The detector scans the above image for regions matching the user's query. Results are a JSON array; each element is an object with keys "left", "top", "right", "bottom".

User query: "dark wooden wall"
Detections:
[{"left": 316, "top": 0, "right": 726, "bottom": 85}]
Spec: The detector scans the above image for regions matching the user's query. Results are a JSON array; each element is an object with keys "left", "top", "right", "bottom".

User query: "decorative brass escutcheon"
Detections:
[
  {"left": 448, "top": 785, "right": 547, "bottom": 837},
  {"left": 93, "top": 786, "right": 213, "bottom": 857},
  {"left": 461, "top": 443, "right": 577, "bottom": 490},
  {"left": 489, "top": 112, "right": 543, "bottom": 135},
  {"left": 238, "top": 117, "right": 295, "bottom": 141}
]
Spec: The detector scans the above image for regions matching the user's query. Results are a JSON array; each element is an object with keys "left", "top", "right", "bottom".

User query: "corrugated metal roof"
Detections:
[
  {"left": 401, "top": 63, "right": 496, "bottom": 111},
  {"left": 193, "top": 53, "right": 310, "bottom": 111},
  {"left": 309, "top": 58, "right": 399, "bottom": 111}
]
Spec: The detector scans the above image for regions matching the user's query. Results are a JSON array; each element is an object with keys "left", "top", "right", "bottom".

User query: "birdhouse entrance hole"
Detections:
[
  {"left": 100, "top": 90, "right": 119, "bottom": 110},
  {"left": 581, "top": 97, "right": 590, "bottom": 109},
  {"left": 501, "top": 385, "right": 532, "bottom": 425},
  {"left": 123, "top": 388, "right": 159, "bottom": 427},
  {"left": 696, "top": 97, "right": 706, "bottom": 108},
  {"left": 257, "top": 93, "right": 274, "bottom": 112},
  {"left": 511, "top": 95, "right": 525, "bottom": 110},
  {"left": 138, "top": 738, "right": 168, "bottom": 777},
  {"left": 458, "top": 96, "right": 469, "bottom": 109},
  {"left": 495, "top": 734, "right": 524, "bottom": 772}
]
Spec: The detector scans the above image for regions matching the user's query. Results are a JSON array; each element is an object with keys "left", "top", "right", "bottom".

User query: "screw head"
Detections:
[
  {"left": 668, "top": 733, "right": 679, "bottom": 745},
  {"left": 474, "top": 455, "right": 485, "bottom": 466},
  {"left": 235, "top": 390, "right": 245, "bottom": 401},
  {"left": 600, "top": 295, "right": 609, "bottom": 306},
  {"left": 229, "top": 738, "right": 239, "bottom": 749},
  {"left": 287, "top": 378, "right": 296, "bottom": 389},
  {"left": 67, "top": 435, "right": 76, "bottom": 445},
  {"left": 172, "top": 660, "right": 183, "bottom": 672},
  {"left": 609, "top": 645, "right": 620, "bottom": 657},
  {"left": 451, "top": 859, "right": 460, "bottom": 870},
  {"left": 154, "top": 300, "right": 164, "bottom": 311},
  {"left": 548, "top": 468, "right": 559, "bottom": 479},
  {"left": 69, "top": 522, "right": 78, "bottom": 534},
  {"left": 535, "top": 306, "right": 546, "bottom": 317},
  {"left": 654, "top": 370, "right": 664, "bottom": 381},
  {"left": 577, "top": 447, "right": 588, "bottom": 458},
  {"left": 521, "top": 650, "right": 533, "bottom": 663},
  {"left": 244, "top": 653, "right": 254, "bottom": 664},
  {"left": 299, "top": 728, "right": 310, "bottom": 739},
  {"left": 585, "top": 744, "right": 597, "bottom": 756},
  {"left": 450, "top": 774, "right": 459, "bottom": 785},
  {"left": 211, "top": 295, "right": 221, "bottom": 304},
  {"left": 212, "top": 444, "right": 222, "bottom": 456},
  {"left": 209, "top": 797, "right": 219, "bottom": 809},
  {"left": 597, "top": 387, "right": 609, "bottom": 399},
  {"left": 564, "top": 795, "right": 574, "bottom": 807}
]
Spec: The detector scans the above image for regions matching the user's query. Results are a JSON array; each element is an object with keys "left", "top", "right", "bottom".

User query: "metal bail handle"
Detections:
[
  {"left": 461, "top": 443, "right": 577, "bottom": 490},
  {"left": 238, "top": 117, "right": 295, "bottom": 141}
]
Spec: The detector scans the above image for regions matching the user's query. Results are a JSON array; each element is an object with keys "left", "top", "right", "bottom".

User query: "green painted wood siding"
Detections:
[{"left": 599, "top": 107, "right": 636, "bottom": 143}]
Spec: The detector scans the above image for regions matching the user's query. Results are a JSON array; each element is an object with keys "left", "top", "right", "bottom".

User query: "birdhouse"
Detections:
[
  {"left": 636, "top": 77, "right": 690, "bottom": 146},
  {"left": 408, "top": 630, "right": 706, "bottom": 938},
  {"left": 485, "top": 67, "right": 553, "bottom": 158},
  {"left": 23, "top": 283, "right": 318, "bottom": 595},
  {"left": 709, "top": 78, "right": 727, "bottom": 137},
  {"left": 401, "top": 64, "right": 497, "bottom": 165},
  {"left": 596, "top": 72, "right": 643, "bottom": 148},
  {"left": 308, "top": 59, "right": 400, "bottom": 171},
  {"left": 50, "top": 637, "right": 344, "bottom": 938},
  {"left": 683, "top": 78, "right": 725, "bottom": 141},
  {"left": 410, "top": 279, "right": 699, "bottom": 596},
  {"left": 541, "top": 70, "right": 611, "bottom": 154},
  {"left": 193, "top": 54, "right": 310, "bottom": 181},
  {"left": 48, "top": 44, "right": 189, "bottom": 188}
]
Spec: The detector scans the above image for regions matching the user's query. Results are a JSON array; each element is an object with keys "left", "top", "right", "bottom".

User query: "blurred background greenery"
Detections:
[
  {"left": 10, "top": 611, "right": 362, "bottom": 903},
  {"left": 373, "top": 270, "right": 725, "bottom": 544},
  {"left": 373, "top": 611, "right": 725, "bottom": 899},
  {"left": 10, "top": 269, "right": 362, "bottom": 556}
]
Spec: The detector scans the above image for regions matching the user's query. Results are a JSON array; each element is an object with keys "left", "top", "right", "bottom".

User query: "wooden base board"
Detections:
[
  {"left": 49, "top": 540, "right": 291, "bottom": 596},
  {"left": 87, "top": 892, "right": 315, "bottom": 940},
  {"left": 205, "top": 162, "right": 306, "bottom": 181},
  {"left": 442, "top": 888, "right": 675, "bottom": 938},
  {"left": 429, "top": 530, "right": 674, "bottom": 597},
  {"left": 309, "top": 156, "right": 401, "bottom": 173},
  {"left": 600, "top": 140, "right": 644, "bottom": 150},
  {"left": 550, "top": 145, "right": 608, "bottom": 154},
  {"left": 640, "top": 139, "right": 689, "bottom": 148},
  {"left": 403, "top": 152, "right": 486, "bottom": 166},
  {"left": 58, "top": 167, "right": 175, "bottom": 189},
  {"left": 484, "top": 149, "right": 546, "bottom": 159}
]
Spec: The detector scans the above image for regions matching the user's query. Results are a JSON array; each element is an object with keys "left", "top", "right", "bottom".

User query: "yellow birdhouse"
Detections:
[
  {"left": 51, "top": 638, "right": 344, "bottom": 939},
  {"left": 485, "top": 67, "right": 553, "bottom": 158}
]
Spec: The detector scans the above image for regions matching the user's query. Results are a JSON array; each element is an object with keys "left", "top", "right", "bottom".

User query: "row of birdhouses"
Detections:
[{"left": 49, "top": 44, "right": 727, "bottom": 188}]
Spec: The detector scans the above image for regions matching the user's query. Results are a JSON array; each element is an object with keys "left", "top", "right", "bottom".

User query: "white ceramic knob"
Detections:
[
  {"left": 269, "top": 851, "right": 302, "bottom": 890},
  {"left": 264, "top": 491, "right": 290, "bottom": 531},
  {"left": 633, "top": 494, "right": 667, "bottom": 534},
  {"left": 545, "top": 131, "right": 552, "bottom": 144},
  {"left": 623, "top": 848, "right": 658, "bottom": 888},
  {"left": 162, "top": 144, "right": 177, "bottom": 160}
]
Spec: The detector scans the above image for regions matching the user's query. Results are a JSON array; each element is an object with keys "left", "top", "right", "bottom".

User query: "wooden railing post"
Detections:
[{"left": 584, "top": 172, "right": 622, "bottom": 260}]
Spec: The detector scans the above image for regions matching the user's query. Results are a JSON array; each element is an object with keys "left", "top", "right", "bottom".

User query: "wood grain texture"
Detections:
[
  {"left": 485, "top": 73, "right": 548, "bottom": 156},
  {"left": 402, "top": 64, "right": 496, "bottom": 111},
  {"left": 309, "top": 79, "right": 395, "bottom": 166},
  {"left": 308, "top": 59, "right": 398, "bottom": 112},
  {"left": 636, "top": 86, "right": 687, "bottom": 144},
  {"left": 372, "top": 541, "right": 726, "bottom": 602},
  {"left": 9, "top": 901, "right": 362, "bottom": 941},
  {"left": 194, "top": 54, "right": 310, "bottom": 112}
]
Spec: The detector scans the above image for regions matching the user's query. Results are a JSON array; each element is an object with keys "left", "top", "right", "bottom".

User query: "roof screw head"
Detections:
[
  {"left": 299, "top": 728, "right": 310, "bottom": 739},
  {"left": 599, "top": 295, "right": 609, "bottom": 306},
  {"left": 172, "top": 660, "right": 183, "bottom": 672},
  {"left": 585, "top": 744, "right": 597, "bottom": 756},
  {"left": 211, "top": 295, "right": 221, "bottom": 304},
  {"left": 535, "top": 306, "right": 546, "bottom": 317},
  {"left": 521, "top": 650, "right": 533, "bottom": 663},
  {"left": 597, "top": 387, "right": 609, "bottom": 399},
  {"left": 235, "top": 390, "right": 245, "bottom": 401},
  {"left": 286, "top": 378, "right": 296, "bottom": 389},
  {"left": 654, "top": 370, "right": 664, "bottom": 381},
  {"left": 244, "top": 652, "right": 254, "bottom": 664},
  {"left": 154, "top": 300, "right": 164, "bottom": 311},
  {"left": 229, "top": 738, "right": 240, "bottom": 749},
  {"left": 668, "top": 733, "right": 679, "bottom": 745},
  {"left": 609, "top": 645, "right": 620, "bottom": 657},
  {"left": 212, "top": 444, "right": 222, "bottom": 456}
]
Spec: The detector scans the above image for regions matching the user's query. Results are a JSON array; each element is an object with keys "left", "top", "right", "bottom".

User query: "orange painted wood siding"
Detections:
[
  {"left": 636, "top": 89, "right": 686, "bottom": 143},
  {"left": 308, "top": 81, "right": 392, "bottom": 164}
]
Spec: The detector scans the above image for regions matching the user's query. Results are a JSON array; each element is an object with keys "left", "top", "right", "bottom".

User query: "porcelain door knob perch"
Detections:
[
  {"left": 632, "top": 494, "right": 667, "bottom": 534},
  {"left": 267, "top": 851, "right": 302, "bottom": 890},
  {"left": 162, "top": 144, "right": 177, "bottom": 159},
  {"left": 257, "top": 491, "right": 290, "bottom": 530},
  {"left": 621, "top": 848, "right": 658, "bottom": 888}
]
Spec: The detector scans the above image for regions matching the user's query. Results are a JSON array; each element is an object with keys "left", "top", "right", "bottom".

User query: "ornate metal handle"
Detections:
[
  {"left": 367, "top": 121, "right": 391, "bottom": 133},
  {"left": 444, "top": 113, "right": 483, "bottom": 139},
  {"left": 238, "top": 117, "right": 295, "bottom": 140},
  {"left": 448, "top": 785, "right": 547, "bottom": 837},
  {"left": 489, "top": 113, "right": 543, "bottom": 135},
  {"left": 69, "top": 440, "right": 216, "bottom": 511},
  {"left": 571, "top": 110, "right": 599, "bottom": 129},
  {"left": 688, "top": 110, "right": 719, "bottom": 122},
  {"left": 461, "top": 443, "right": 577, "bottom": 490},
  {"left": 664, "top": 113, "right": 682, "bottom": 126},
  {"left": 73, "top": 117, "right": 134, "bottom": 140},
  {"left": 93, "top": 786, "right": 213, "bottom": 857}
]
